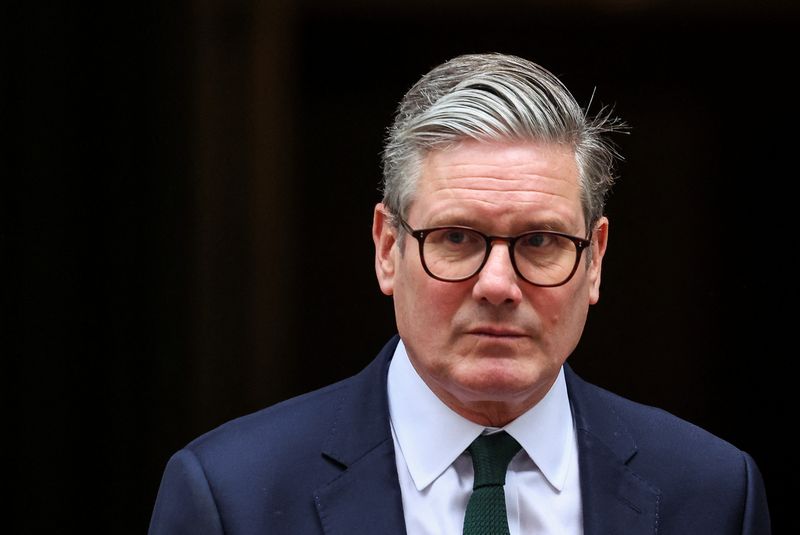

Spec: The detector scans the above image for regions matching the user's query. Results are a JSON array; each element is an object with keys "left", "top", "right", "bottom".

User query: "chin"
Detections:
[{"left": 458, "top": 366, "right": 542, "bottom": 400}]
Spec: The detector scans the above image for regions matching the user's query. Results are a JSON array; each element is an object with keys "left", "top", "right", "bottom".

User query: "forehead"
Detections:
[{"left": 411, "top": 140, "right": 583, "bottom": 231}]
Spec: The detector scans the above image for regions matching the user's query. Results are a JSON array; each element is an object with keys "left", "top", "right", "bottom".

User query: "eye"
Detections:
[
  {"left": 426, "top": 228, "right": 483, "bottom": 251},
  {"left": 521, "top": 233, "right": 551, "bottom": 248},
  {"left": 444, "top": 230, "right": 468, "bottom": 244}
]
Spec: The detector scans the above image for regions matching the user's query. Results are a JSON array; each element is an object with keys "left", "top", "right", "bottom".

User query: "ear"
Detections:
[
  {"left": 588, "top": 217, "right": 609, "bottom": 305},
  {"left": 373, "top": 203, "right": 398, "bottom": 296}
]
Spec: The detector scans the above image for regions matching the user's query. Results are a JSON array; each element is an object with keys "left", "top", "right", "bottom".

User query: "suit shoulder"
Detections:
[
  {"left": 183, "top": 338, "right": 399, "bottom": 460},
  {"left": 588, "top": 379, "right": 736, "bottom": 449},
  {"left": 565, "top": 371, "right": 770, "bottom": 532},
  {"left": 572, "top": 374, "right": 752, "bottom": 481},
  {"left": 184, "top": 375, "right": 351, "bottom": 462}
]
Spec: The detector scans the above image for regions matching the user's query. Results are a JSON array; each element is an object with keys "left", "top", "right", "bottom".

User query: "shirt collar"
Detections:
[{"left": 387, "top": 339, "right": 575, "bottom": 492}]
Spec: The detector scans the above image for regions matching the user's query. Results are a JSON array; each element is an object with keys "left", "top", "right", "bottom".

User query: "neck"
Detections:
[{"left": 427, "top": 379, "right": 556, "bottom": 427}]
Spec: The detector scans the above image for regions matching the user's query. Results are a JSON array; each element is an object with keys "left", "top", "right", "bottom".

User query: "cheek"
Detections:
[
  {"left": 536, "top": 279, "right": 591, "bottom": 350},
  {"left": 393, "top": 259, "right": 463, "bottom": 338}
]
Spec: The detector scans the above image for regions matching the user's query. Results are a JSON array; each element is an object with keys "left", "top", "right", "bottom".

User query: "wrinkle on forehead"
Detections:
[
  {"left": 411, "top": 140, "right": 584, "bottom": 231},
  {"left": 421, "top": 143, "right": 579, "bottom": 192},
  {"left": 435, "top": 184, "right": 578, "bottom": 204},
  {"left": 433, "top": 161, "right": 575, "bottom": 181},
  {"left": 423, "top": 171, "right": 579, "bottom": 202}
]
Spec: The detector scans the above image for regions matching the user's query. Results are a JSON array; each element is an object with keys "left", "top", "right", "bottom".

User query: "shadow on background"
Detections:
[{"left": 5, "top": 1, "right": 795, "bottom": 532}]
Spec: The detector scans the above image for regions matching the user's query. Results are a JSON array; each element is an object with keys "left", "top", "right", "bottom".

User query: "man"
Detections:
[{"left": 149, "top": 53, "right": 770, "bottom": 534}]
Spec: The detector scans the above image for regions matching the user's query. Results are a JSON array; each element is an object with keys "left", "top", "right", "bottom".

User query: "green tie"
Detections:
[{"left": 462, "top": 431, "right": 522, "bottom": 535}]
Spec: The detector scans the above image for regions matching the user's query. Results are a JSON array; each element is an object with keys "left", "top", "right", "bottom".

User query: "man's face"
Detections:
[{"left": 373, "top": 140, "right": 608, "bottom": 425}]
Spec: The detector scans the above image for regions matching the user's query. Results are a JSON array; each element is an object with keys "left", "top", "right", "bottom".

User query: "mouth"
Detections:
[{"left": 467, "top": 326, "right": 528, "bottom": 338}]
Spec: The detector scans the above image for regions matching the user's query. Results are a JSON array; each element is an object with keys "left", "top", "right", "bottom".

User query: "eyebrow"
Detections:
[{"left": 423, "top": 215, "right": 568, "bottom": 234}]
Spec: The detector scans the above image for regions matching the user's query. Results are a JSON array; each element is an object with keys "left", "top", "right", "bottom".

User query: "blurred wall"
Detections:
[{"left": 5, "top": 1, "right": 795, "bottom": 532}]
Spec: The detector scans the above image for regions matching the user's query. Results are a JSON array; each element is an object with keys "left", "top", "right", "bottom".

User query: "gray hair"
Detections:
[{"left": 381, "top": 53, "right": 624, "bottom": 235}]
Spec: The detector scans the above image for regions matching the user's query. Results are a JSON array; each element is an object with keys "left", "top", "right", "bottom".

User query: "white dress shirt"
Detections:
[{"left": 387, "top": 339, "right": 583, "bottom": 535}]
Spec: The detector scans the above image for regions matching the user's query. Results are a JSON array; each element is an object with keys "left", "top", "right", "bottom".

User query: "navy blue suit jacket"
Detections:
[{"left": 149, "top": 336, "right": 770, "bottom": 534}]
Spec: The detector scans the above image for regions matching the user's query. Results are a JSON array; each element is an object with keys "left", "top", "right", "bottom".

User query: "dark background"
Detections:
[{"left": 5, "top": 1, "right": 795, "bottom": 532}]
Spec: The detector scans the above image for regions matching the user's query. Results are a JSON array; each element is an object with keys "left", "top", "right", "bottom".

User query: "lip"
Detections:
[{"left": 467, "top": 326, "right": 528, "bottom": 337}]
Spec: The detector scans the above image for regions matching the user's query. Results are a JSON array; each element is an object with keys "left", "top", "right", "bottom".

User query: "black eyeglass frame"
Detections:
[{"left": 398, "top": 218, "right": 592, "bottom": 288}]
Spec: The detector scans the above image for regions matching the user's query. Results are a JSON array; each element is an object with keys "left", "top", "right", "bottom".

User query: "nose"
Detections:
[{"left": 472, "top": 241, "right": 523, "bottom": 306}]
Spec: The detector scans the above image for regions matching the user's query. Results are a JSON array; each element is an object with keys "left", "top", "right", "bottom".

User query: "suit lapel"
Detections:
[
  {"left": 314, "top": 337, "right": 407, "bottom": 535},
  {"left": 565, "top": 366, "right": 661, "bottom": 535}
]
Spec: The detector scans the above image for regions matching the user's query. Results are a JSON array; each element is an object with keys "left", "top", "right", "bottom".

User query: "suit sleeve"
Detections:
[
  {"left": 741, "top": 451, "right": 771, "bottom": 535},
  {"left": 148, "top": 449, "right": 225, "bottom": 535}
]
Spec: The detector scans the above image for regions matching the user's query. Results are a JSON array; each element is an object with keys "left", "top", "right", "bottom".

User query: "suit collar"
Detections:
[
  {"left": 565, "top": 364, "right": 638, "bottom": 463},
  {"left": 565, "top": 364, "right": 661, "bottom": 535},
  {"left": 314, "top": 336, "right": 407, "bottom": 535},
  {"left": 319, "top": 336, "right": 398, "bottom": 466}
]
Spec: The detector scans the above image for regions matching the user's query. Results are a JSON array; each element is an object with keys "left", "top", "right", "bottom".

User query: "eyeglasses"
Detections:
[{"left": 398, "top": 218, "right": 592, "bottom": 287}]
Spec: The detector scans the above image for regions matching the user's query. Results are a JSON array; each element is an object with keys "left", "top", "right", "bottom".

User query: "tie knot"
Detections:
[{"left": 467, "top": 431, "right": 522, "bottom": 489}]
